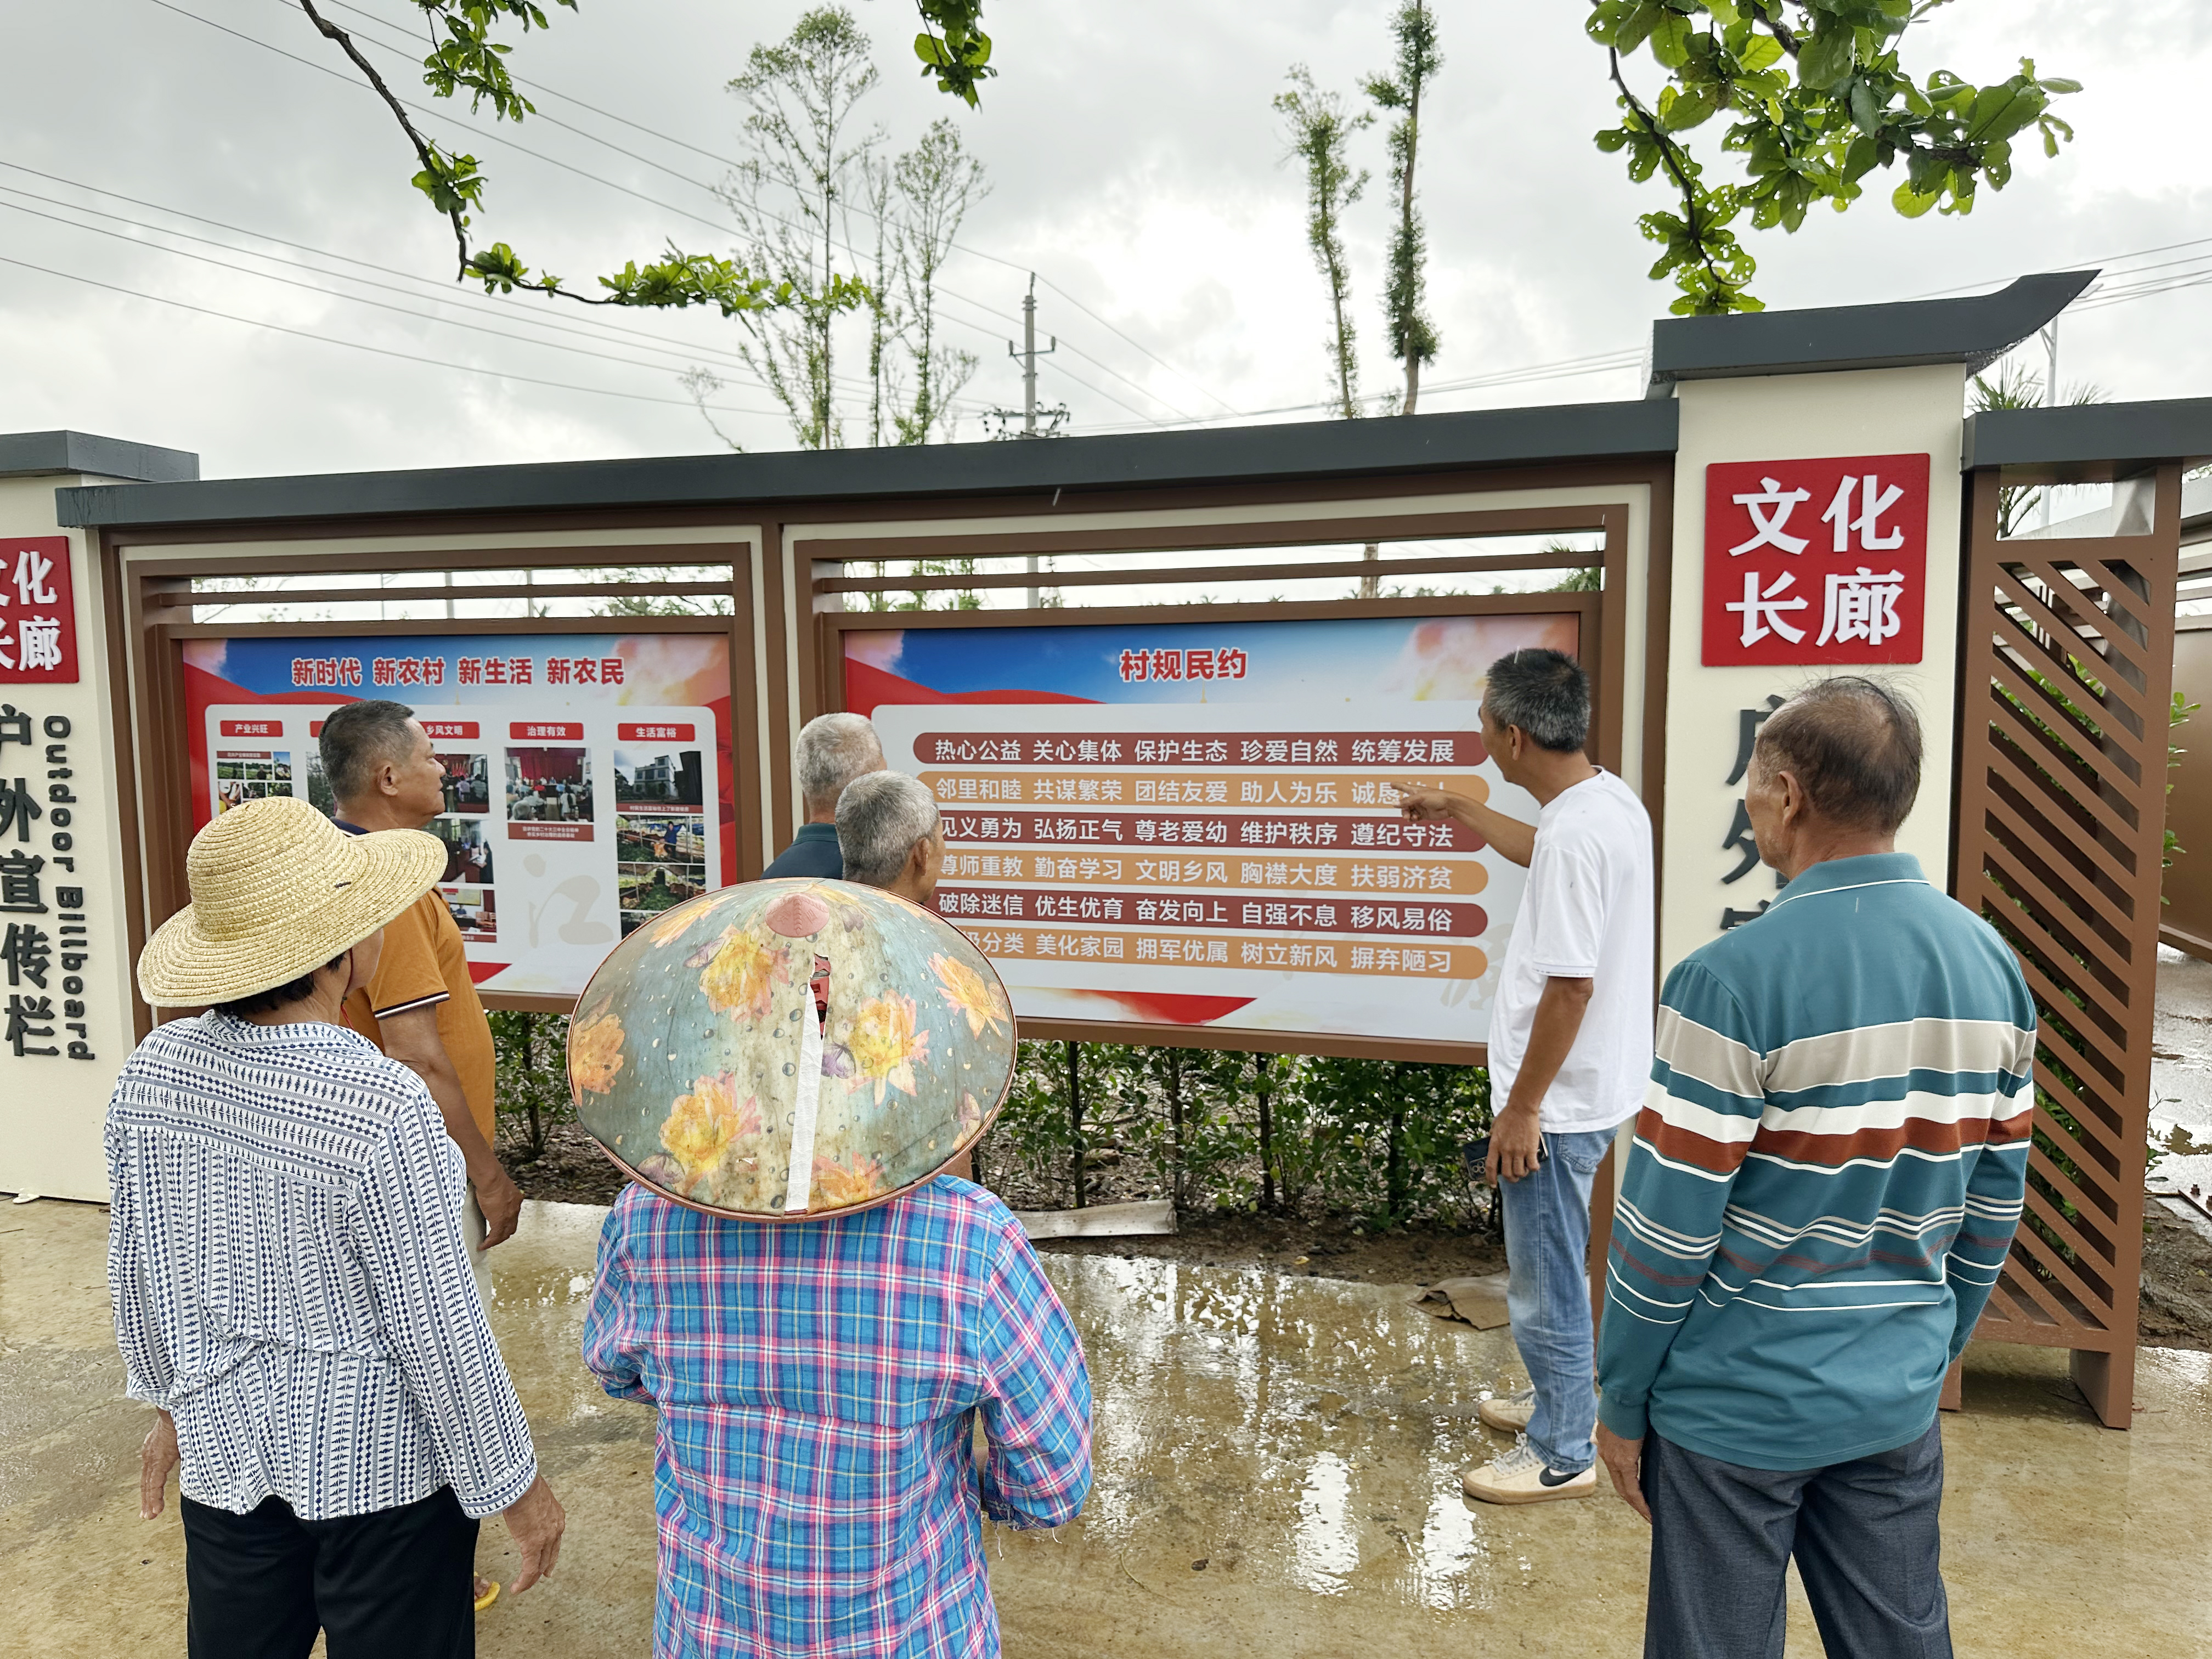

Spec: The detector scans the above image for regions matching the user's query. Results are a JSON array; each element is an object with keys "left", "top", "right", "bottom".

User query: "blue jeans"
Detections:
[{"left": 1499, "top": 1126, "right": 1616, "bottom": 1473}]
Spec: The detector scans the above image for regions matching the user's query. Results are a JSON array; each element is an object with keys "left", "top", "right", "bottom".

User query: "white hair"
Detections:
[
  {"left": 836, "top": 771, "right": 939, "bottom": 888},
  {"left": 795, "top": 712, "right": 884, "bottom": 810}
]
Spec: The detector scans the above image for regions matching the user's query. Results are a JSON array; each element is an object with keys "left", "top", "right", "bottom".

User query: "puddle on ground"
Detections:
[{"left": 1037, "top": 1255, "right": 1535, "bottom": 1612}]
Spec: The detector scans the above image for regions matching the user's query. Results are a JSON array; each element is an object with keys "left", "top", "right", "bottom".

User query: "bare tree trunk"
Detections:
[
  {"left": 1165, "top": 1051, "right": 1186, "bottom": 1210},
  {"left": 521, "top": 1012, "right": 543, "bottom": 1159},
  {"left": 1255, "top": 1054, "right": 1277, "bottom": 1211},
  {"left": 1386, "top": 1102, "right": 1407, "bottom": 1220},
  {"left": 1066, "top": 1040, "right": 1085, "bottom": 1209}
]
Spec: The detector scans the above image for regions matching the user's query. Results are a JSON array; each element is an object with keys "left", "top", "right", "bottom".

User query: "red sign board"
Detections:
[
  {"left": 617, "top": 722, "right": 696, "bottom": 743},
  {"left": 1702, "top": 454, "right": 1931, "bottom": 667},
  {"left": 420, "top": 720, "right": 481, "bottom": 740},
  {"left": 219, "top": 719, "right": 283, "bottom": 738},
  {"left": 0, "top": 535, "right": 78, "bottom": 685},
  {"left": 509, "top": 721, "right": 584, "bottom": 741}
]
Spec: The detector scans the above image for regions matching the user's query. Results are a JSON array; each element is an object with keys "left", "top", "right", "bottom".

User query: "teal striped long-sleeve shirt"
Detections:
[{"left": 1596, "top": 852, "right": 2035, "bottom": 1471}]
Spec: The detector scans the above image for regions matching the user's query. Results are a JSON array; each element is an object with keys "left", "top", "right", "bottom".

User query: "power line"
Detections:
[
  {"left": 0, "top": 251, "right": 793, "bottom": 418},
  {"left": 1032, "top": 275, "right": 1243, "bottom": 415},
  {"left": 311, "top": 0, "right": 1238, "bottom": 415},
  {"left": 1076, "top": 349, "right": 1647, "bottom": 435},
  {"left": 272, "top": 0, "right": 1208, "bottom": 424},
  {"left": 155, "top": 0, "right": 1193, "bottom": 427},
  {"left": 0, "top": 160, "right": 749, "bottom": 372},
  {"left": 0, "top": 185, "right": 807, "bottom": 390}
]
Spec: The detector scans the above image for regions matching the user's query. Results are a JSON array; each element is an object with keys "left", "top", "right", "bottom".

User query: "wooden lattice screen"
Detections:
[{"left": 1952, "top": 464, "right": 2184, "bottom": 1427}]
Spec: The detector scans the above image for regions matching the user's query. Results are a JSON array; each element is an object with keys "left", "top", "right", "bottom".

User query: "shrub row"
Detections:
[{"left": 490, "top": 1016, "right": 1494, "bottom": 1229}]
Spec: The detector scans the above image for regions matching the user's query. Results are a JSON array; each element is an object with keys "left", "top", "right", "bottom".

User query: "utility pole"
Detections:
[
  {"left": 990, "top": 273, "right": 1069, "bottom": 443},
  {"left": 1011, "top": 274, "right": 1058, "bottom": 436},
  {"left": 2039, "top": 321, "right": 2059, "bottom": 532},
  {"left": 988, "top": 272, "right": 1070, "bottom": 606}
]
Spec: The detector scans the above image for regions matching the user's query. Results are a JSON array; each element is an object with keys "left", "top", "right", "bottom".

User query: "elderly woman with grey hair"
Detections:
[
  {"left": 833, "top": 770, "right": 965, "bottom": 1181},
  {"left": 762, "top": 712, "right": 887, "bottom": 879},
  {"left": 834, "top": 769, "right": 945, "bottom": 905}
]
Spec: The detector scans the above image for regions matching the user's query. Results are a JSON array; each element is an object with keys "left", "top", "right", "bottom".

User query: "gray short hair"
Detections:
[
  {"left": 1753, "top": 676, "right": 1922, "bottom": 835},
  {"left": 1482, "top": 649, "right": 1589, "bottom": 753},
  {"left": 319, "top": 699, "right": 417, "bottom": 800},
  {"left": 795, "top": 712, "right": 884, "bottom": 808},
  {"left": 837, "top": 771, "right": 939, "bottom": 887}
]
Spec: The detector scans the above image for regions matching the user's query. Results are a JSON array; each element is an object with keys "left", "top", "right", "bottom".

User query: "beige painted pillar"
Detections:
[
  {"left": 0, "top": 472, "right": 149, "bottom": 1201},
  {"left": 1657, "top": 365, "right": 1968, "bottom": 978}
]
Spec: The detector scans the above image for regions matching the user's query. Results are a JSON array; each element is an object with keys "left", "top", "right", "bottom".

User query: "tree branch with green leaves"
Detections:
[
  {"left": 296, "top": 0, "right": 994, "bottom": 322},
  {"left": 1587, "top": 1, "right": 2080, "bottom": 315}
]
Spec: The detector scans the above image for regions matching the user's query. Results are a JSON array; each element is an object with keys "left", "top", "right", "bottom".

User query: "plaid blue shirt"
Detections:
[{"left": 583, "top": 1176, "right": 1092, "bottom": 1659}]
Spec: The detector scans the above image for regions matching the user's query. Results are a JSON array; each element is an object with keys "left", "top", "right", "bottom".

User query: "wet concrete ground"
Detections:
[
  {"left": 2155, "top": 945, "right": 2212, "bottom": 1146},
  {"left": 7, "top": 1196, "right": 2212, "bottom": 1656}
]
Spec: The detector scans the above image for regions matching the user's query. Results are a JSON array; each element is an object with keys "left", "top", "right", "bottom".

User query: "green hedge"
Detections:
[
  {"left": 494, "top": 1016, "right": 1492, "bottom": 1228},
  {"left": 978, "top": 1039, "right": 1492, "bottom": 1228}
]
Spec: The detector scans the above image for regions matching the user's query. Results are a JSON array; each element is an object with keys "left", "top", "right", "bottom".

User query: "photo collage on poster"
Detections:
[
  {"left": 212, "top": 747, "right": 294, "bottom": 812},
  {"left": 612, "top": 732, "right": 709, "bottom": 937},
  {"left": 198, "top": 709, "right": 720, "bottom": 967}
]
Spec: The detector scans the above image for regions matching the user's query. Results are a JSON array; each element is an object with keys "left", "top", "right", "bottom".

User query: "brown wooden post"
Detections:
[{"left": 1949, "top": 463, "right": 2182, "bottom": 1428}]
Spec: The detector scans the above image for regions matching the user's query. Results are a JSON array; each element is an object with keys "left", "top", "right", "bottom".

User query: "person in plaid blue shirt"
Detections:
[{"left": 582, "top": 1173, "right": 1092, "bottom": 1659}]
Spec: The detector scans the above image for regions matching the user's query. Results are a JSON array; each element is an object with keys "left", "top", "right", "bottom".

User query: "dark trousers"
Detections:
[
  {"left": 180, "top": 1485, "right": 478, "bottom": 1659},
  {"left": 1643, "top": 1419, "right": 1950, "bottom": 1659}
]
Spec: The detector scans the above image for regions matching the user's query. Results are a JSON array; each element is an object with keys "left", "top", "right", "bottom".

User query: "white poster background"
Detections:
[{"left": 872, "top": 702, "right": 1534, "bottom": 1048}]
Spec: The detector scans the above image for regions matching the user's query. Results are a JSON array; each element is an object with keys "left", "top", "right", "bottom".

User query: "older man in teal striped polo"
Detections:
[{"left": 1596, "top": 677, "right": 2033, "bottom": 1658}]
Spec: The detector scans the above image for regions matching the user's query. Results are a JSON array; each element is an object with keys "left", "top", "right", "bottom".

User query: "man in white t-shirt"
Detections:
[{"left": 1398, "top": 647, "right": 1654, "bottom": 1505}]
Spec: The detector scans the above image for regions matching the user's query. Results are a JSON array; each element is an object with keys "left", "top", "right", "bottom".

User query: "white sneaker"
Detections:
[
  {"left": 1461, "top": 1436, "right": 1595, "bottom": 1505},
  {"left": 1477, "top": 1386, "right": 1534, "bottom": 1434}
]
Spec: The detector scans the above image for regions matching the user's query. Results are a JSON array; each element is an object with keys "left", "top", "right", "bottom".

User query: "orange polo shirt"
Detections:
[{"left": 342, "top": 888, "right": 499, "bottom": 1146}]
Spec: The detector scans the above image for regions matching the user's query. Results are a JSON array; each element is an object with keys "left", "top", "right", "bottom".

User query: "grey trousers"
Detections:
[{"left": 1643, "top": 1419, "right": 1950, "bottom": 1659}]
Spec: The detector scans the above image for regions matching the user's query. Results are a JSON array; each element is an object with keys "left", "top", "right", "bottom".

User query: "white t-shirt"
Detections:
[{"left": 1486, "top": 769, "right": 1655, "bottom": 1134}]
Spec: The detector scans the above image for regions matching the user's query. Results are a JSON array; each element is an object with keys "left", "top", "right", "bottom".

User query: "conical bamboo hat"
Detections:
[{"left": 569, "top": 878, "right": 1017, "bottom": 1219}]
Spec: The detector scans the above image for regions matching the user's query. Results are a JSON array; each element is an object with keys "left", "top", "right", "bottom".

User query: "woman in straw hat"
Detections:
[{"left": 110, "top": 797, "right": 565, "bottom": 1657}]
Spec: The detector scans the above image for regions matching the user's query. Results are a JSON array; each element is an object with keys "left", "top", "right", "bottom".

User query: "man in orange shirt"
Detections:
[
  {"left": 319, "top": 702, "right": 522, "bottom": 1271},
  {"left": 321, "top": 701, "right": 522, "bottom": 1610}
]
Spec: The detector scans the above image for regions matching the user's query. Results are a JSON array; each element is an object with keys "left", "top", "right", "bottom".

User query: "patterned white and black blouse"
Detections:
[{"left": 105, "top": 1011, "right": 538, "bottom": 1520}]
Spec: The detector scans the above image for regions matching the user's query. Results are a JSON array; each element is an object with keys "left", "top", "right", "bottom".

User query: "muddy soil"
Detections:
[
  {"left": 500, "top": 1120, "right": 627, "bottom": 1207},
  {"left": 2140, "top": 1201, "right": 2212, "bottom": 1352},
  {"left": 505, "top": 1120, "right": 2212, "bottom": 1344}
]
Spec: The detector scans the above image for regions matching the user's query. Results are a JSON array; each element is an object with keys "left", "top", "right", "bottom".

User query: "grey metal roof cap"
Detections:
[
  {"left": 0, "top": 430, "right": 200, "bottom": 483},
  {"left": 55, "top": 399, "right": 1679, "bottom": 529},
  {"left": 1963, "top": 398, "right": 2212, "bottom": 473},
  {"left": 1648, "top": 271, "right": 2097, "bottom": 396}
]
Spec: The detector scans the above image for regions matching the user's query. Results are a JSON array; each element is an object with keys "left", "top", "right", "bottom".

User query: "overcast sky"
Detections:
[{"left": 2, "top": 0, "right": 2207, "bottom": 480}]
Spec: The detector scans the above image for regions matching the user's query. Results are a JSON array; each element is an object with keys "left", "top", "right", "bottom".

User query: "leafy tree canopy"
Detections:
[{"left": 1587, "top": 0, "right": 2080, "bottom": 315}]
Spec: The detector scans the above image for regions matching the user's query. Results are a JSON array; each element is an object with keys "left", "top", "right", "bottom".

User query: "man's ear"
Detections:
[{"left": 1774, "top": 768, "right": 1805, "bottom": 824}]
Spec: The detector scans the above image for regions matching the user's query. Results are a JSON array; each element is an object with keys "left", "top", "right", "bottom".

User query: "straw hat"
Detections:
[{"left": 137, "top": 795, "right": 448, "bottom": 1007}]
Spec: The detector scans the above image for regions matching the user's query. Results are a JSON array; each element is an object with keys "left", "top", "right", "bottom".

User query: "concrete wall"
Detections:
[{"left": 0, "top": 477, "right": 143, "bottom": 1201}]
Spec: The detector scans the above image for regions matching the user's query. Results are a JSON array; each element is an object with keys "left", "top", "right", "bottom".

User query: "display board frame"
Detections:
[
  {"left": 142, "top": 613, "right": 749, "bottom": 1014},
  {"left": 820, "top": 589, "right": 1612, "bottom": 1066}
]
